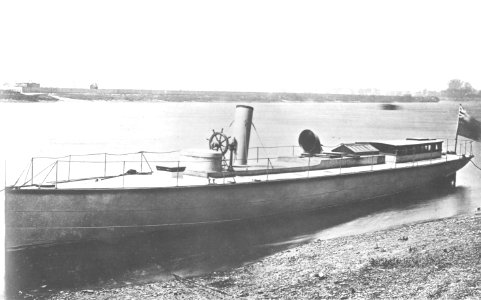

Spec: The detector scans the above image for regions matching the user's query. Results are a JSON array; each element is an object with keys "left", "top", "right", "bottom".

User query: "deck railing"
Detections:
[
  {"left": 443, "top": 139, "right": 473, "bottom": 156},
  {"left": 12, "top": 139, "right": 473, "bottom": 188},
  {"left": 249, "top": 145, "right": 302, "bottom": 162}
]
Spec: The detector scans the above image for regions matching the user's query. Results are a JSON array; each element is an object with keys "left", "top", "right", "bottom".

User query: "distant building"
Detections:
[{"left": 15, "top": 82, "right": 40, "bottom": 88}]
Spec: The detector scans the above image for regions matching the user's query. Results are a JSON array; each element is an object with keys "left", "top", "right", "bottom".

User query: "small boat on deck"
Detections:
[{"left": 5, "top": 105, "right": 474, "bottom": 250}]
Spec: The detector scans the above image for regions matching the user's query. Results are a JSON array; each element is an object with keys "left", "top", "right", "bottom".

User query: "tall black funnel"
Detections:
[
  {"left": 233, "top": 105, "right": 254, "bottom": 165},
  {"left": 298, "top": 129, "right": 322, "bottom": 155}
]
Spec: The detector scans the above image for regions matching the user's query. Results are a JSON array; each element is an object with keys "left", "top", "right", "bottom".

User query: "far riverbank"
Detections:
[{"left": 8, "top": 87, "right": 440, "bottom": 103}]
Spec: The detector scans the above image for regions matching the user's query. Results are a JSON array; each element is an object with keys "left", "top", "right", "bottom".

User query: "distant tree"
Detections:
[
  {"left": 445, "top": 79, "right": 476, "bottom": 98},
  {"left": 448, "top": 79, "right": 463, "bottom": 90},
  {"left": 90, "top": 83, "right": 98, "bottom": 90},
  {"left": 463, "top": 82, "right": 474, "bottom": 95}
]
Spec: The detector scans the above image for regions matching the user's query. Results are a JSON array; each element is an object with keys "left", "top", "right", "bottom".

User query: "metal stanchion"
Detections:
[
  {"left": 104, "top": 153, "right": 107, "bottom": 178},
  {"left": 68, "top": 155, "right": 71, "bottom": 181},
  {"left": 176, "top": 161, "right": 180, "bottom": 186},
  {"left": 31, "top": 157, "right": 34, "bottom": 185},
  {"left": 122, "top": 161, "right": 125, "bottom": 188},
  {"left": 55, "top": 161, "right": 58, "bottom": 189},
  {"left": 395, "top": 150, "right": 397, "bottom": 169},
  {"left": 266, "top": 158, "right": 270, "bottom": 181},
  {"left": 307, "top": 156, "right": 310, "bottom": 177}
]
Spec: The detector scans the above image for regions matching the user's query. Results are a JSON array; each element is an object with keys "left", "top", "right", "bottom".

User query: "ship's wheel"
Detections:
[{"left": 208, "top": 129, "right": 230, "bottom": 155}]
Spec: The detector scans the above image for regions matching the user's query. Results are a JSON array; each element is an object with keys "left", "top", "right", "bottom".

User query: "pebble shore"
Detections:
[{"left": 43, "top": 214, "right": 481, "bottom": 299}]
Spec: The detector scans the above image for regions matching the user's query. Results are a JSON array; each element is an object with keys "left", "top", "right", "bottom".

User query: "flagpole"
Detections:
[
  {"left": 454, "top": 131, "right": 458, "bottom": 154},
  {"left": 454, "top": 104, "right": 461, "bottom": 154}
]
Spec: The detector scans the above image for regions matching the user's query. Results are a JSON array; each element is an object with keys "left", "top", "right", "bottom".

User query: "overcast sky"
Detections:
[{"left": 1, "top": 0, "right": 480, "bottom": 93}]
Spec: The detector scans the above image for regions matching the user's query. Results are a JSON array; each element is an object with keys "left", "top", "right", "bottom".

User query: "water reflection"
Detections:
[{"left": 6, "top": 184, "right": 472, "bottom": 298}]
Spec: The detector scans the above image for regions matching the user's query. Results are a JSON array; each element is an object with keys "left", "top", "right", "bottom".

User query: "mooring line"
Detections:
[{"left": 470, "top": 160, "right": 481, "bottom": 171}]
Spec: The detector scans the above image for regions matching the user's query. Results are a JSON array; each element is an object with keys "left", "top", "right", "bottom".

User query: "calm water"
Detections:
[{"left": 1, "top": 100, "right": 481, "bottom": 297}]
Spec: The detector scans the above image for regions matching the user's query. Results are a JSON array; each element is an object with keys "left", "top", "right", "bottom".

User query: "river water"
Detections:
[{"left": 1, "top": 99, "right": 480, "bottom": 297}]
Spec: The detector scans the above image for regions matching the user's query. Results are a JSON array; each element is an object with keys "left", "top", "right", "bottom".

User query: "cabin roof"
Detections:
[
  {"left": 332, "top": 143, "right": 379, "bottom": 155},
  {"left": 362, "top": 139, "right": 443, "bottom": 147}
]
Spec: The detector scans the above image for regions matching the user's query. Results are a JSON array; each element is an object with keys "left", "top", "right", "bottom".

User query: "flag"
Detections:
[{"left": 457, "top": 105, "right": 481, "bottom": 142}]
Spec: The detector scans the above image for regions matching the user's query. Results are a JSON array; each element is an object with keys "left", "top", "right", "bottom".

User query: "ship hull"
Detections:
[{"left": 5, "top": 156, "right": 471, "bottom": 250}]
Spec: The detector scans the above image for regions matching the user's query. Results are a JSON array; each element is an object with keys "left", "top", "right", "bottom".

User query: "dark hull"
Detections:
[{"left": 5, "top": 156, "right": 471, "bottom": 250}]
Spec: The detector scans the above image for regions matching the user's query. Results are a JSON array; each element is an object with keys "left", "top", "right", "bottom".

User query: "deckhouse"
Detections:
[{"left": 367, "top": 138, "right": 443, "bottom": 163}]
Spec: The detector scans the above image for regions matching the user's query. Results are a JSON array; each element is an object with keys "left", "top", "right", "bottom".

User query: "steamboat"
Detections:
[{"left": 5, "top": 105, "right": 474, "bottom": 250}]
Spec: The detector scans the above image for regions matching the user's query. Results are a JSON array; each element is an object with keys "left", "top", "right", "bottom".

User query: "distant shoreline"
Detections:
[
  {"left": 0, "top": 90, "right": 58, "bottom": 102},
  {"left": 2, "top": 88, "right": 441, "bottom": 103}
]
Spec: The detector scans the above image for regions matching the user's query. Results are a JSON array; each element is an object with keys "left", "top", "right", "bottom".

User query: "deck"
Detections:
[{"left": 19, "top": 153, "right": 464, "bottom": 190}]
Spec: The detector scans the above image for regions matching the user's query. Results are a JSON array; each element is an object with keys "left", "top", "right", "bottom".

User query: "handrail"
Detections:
[
  {"left": 442, "top": 138, "right": 473, "bottom": 156},
  {"left": 32, "top": 150, "right": 182, "bottom": 160},
  {"left": 28, "top": 139, "right": 474, "bottom": 162},
  {"left": 13, "top": 138, "right": 474, "bottom": 188}
]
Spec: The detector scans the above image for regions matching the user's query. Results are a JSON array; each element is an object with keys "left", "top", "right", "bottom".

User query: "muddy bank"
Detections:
[
  {"left": 39, "top": 214, "right": 480, "bottom": 299},
  {"left": 0, "top": 90, "right": 58, "bottom": 102}
]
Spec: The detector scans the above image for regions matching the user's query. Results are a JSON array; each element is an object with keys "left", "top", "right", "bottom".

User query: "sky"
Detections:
[{"left": 1, "top": 0, "right": 480, "bottom": 93}]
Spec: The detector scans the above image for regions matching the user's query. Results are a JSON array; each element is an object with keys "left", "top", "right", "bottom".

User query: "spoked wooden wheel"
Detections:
[{"left": 208, "top": 129, "right": 230, "bottom": 155}]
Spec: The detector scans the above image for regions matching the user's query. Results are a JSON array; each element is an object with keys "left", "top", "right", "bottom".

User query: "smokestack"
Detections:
[{"left": 232, "top": 105, "right": 254, "bottom": 165}]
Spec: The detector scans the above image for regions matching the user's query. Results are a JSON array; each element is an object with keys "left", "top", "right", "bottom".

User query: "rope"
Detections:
[
  {"left": 33, "top": 150, "right": 181, "bottom": 160},
  {"left": 39, "top": 162, "right": 57, "bottom": 187},
  {"left": 470, "top": 160, "right": 481, "bottom": 171},
  {"left": 23, "top": 160, "right": 32, "bottom": 186},
  {"left": 20, "top": 161, "right": 57, "bottom": 187},
  {"left": 143, "top": 150, "right": 181, "bottom": 154},
  {"left": 14, "top": 161, "right": 30, "bottom": 186},
  {"left": 252, "top": 122, "right": 274, "bottom": 168}
]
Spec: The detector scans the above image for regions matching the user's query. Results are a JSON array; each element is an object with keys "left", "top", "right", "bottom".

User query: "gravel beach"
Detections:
[{"left": 41, "top": 213, "right": 481, "bottom": 300}]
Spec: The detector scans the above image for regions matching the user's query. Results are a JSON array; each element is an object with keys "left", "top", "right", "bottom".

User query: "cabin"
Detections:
[{"left": 365, "top": 138, "right": 443, "bottom": 163}]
